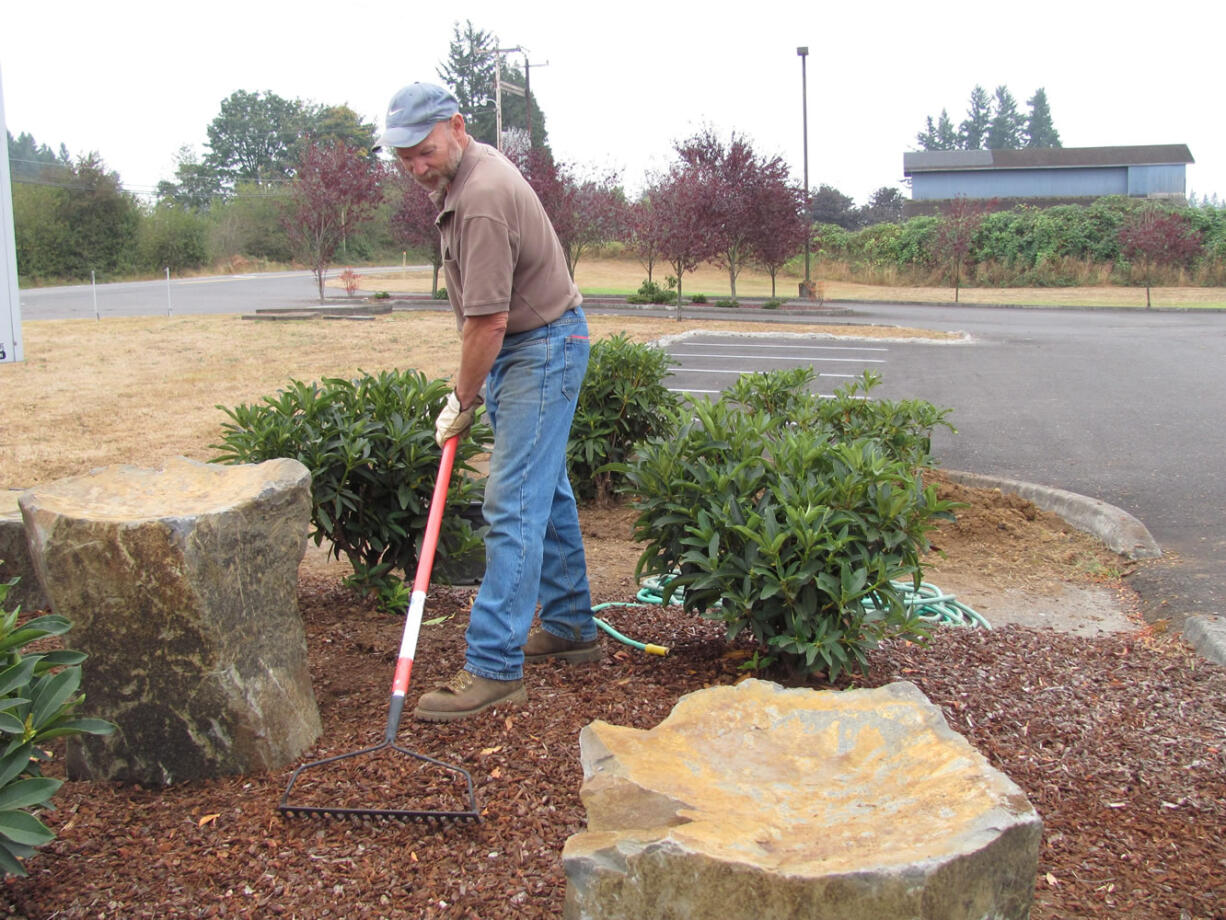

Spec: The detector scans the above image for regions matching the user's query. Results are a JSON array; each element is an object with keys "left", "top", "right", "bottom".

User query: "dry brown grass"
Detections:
[{"left": 1, "top": 311, "right": 938, "bottom": 492}]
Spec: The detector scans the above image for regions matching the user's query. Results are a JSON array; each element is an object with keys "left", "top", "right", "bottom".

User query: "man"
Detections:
[{"left": 376, "top": 82, "right": 601, "bottom": 721}]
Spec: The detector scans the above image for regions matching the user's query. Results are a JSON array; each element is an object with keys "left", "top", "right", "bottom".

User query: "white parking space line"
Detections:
[
  {"left": 670, "top": 343, "right": 888, "bottom": 353},
  {"left": 668, "top": 352, "right": 885, "bottom": 363},
  {"left": 664, "top": 335, "right": 887, "bottom": 398},
  {"left": 667, "top": 386, "right": 862, "bottom": 398},
  {"left": 673, "top": 368, "right": 859, "bottom": 377}
]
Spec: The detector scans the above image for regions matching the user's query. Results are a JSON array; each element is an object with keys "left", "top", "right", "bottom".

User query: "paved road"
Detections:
[
  {"left": 16, "top": 266, "right": 421, "bottom": 320},
  {"left": 658, "top": 303, "right": 1226, "bottom": 628}
]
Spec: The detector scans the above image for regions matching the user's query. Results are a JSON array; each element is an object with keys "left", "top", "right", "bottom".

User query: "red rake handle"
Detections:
[{"left": 385, "top": 436, "right": 458, "bottom": 741}]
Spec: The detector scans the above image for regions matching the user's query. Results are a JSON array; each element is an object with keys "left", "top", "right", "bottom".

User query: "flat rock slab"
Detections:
[
  {"left": 564, "top": 679, "right": 1041, "bottom": 920},
  {"left": 20, "top": 457, "right": 321, "bottom": 784}
]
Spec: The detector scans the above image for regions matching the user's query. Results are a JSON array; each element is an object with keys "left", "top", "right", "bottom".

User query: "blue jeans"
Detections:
[{"left": 464, "top": 307, "right": 594, "bottom": 680}]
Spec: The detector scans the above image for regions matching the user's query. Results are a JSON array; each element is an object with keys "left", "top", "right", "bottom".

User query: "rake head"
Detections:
[{"left": 278, "top": 739, "right": 480, "bottom": 823}]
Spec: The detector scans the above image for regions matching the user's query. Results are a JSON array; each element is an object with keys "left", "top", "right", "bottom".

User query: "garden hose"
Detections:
[
  {"left": 863, "top": 580, "right": 992, "bottom": 629},
  {"left": 592, "top": 602, "right": 670, "bottom": 656},
  {"left": 594, "top": 573, "right": 987, "bottom": 657}
]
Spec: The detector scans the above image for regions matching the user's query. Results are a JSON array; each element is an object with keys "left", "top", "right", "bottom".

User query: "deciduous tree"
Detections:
[
  {"left": 675, "top": 129, "right": 775, "bottom": 299},
  {"left": 205, "top": 90, "right": 309, "bottom": 188},
  {"left": 808, "top": 184, "right": 858, "bottom": 229},
  {"left": 627, "top": 184, "right": 668, "bottom": 284},
  {"left": 750, "top": 179, "right": 808, "bottom": 298},
  {"left": 514, "top": 148, "right": 624, "bottom": 277},
  {"left": 389, "top": 172, "right": 443, "bottom": 295},
  {"left": 933, "top": 196, "right": 996, "bottom": 302},
  {"left": 553, "top": 170, "right": 626, "bottom": 278},
  {"left": 858, "top": 187, "right": 905, "bottom": 227},
  {"left": 12, "top": 154, "right": 140, "bottom": 281},
  {"left": 649, "top": 163, "right": 721, "bottom": 316},
  {"left": 1119, "top": 207, "right": 1204, "bottom": 307},
  {"left": 284, "top": 141, "right": 384, "bottom": 302},
  {"left": 156, "top": 145, "right": 222, "bottom": 211}
]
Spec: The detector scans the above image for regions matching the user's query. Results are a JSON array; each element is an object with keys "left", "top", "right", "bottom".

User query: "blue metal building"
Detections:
[{"left": 902, "top": 145, "right": 1194, "bottom": 215}]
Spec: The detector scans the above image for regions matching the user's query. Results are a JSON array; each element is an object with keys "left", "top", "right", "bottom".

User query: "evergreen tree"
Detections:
[
  {"left": 986, "top": 85, "right": 1025, "bottom": 150},
  {"left": 915, "top": 109, "right": 959, "bottom": 151},
  {"left": 1025, "top": 88, "right": 1062, "bottom": 148},
  {"left": 6, "top": 131, "right": 71, "bottom": 181},
  {"left": 436, "top": 20, "right": 549, "bottom": 149},
  {"left": 959, "top": 86, "right": 993, "bottom": 150}
]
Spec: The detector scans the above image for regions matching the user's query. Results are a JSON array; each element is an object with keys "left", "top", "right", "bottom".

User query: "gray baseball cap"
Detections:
[{"left": 374, "top": 83, "right": 460, "bottom": 150}]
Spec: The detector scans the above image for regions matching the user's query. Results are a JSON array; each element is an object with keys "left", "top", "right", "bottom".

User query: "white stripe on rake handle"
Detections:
[{"left": 392, "top": 589, "right": 428, "bottom": 697}]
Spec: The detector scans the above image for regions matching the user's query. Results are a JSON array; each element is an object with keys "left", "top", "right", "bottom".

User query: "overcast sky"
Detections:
[{"left": 2, "top": 0, "right": 1222, "bottom": 205}]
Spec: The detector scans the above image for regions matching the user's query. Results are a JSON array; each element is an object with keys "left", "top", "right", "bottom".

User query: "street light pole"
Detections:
[{"left": 797, "top": 46, "right": 811, "bottom": 297}]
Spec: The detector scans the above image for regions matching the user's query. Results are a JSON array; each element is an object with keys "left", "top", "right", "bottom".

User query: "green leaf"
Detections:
[
  {"left": 0, "top": 744, "right": 33, "bottom": 788},
  {"left": 29, "top": 669, "right": 81, "bottom": 732},
  {"left": 33, "top": 718, "right": 115, "bottom": 740},
  {"left": 0, "top": 809, "right": 55, "bottom": 847},
  {"left": 0, "top": 839, "right": 30, "bottom": 877},
  {"left": 0, "top": 777, "right": 61, "bottom": 811},
  {"left": 0, "top": 659, "right": 37, "bottom": 697},
  {"left": 0, "top": 713, "right": 25, "bottom": 735}
]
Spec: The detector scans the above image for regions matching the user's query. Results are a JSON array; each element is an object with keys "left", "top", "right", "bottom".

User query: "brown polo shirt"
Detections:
[{"left": 434, "top": 141, "right": 581, "bottom": 334}]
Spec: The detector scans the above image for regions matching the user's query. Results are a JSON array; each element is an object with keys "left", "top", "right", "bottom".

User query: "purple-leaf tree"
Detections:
[
  {"left": 284, "top": 140, "right": 384, "bottom": 302},
  {"left": 651, "top": 163, "right": 721, "bottom": 318},
  {"left": 750, "top": 179, "right": 808, "bottom": 299},
  {"left": 932, "top": 196, "right": 995, "bottom": 303},
  {"left": 674, "top": 130, "right": 799, "bottom": 301},
  {"left": 389, "top": 171, "right": 443, "bottom": 295},
  {"left": 518, "top": 148, "right": 625, "bottom": 278},
  {"left": 1118, "top": 207, "right": 1204, "bottom": 308},
  {"left": 627, "top": 182, "right": 669, "bottom": 285}
]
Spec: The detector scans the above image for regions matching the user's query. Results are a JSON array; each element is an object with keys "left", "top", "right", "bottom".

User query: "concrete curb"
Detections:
[
  {"left": 942, "top": 470, "right": 1226, "bottom": 666},
  {"left": 941, "top": 470, "right": 1162, "bottom": 560},
  {"left": 1183, "top": 616, "right": 1226, "bottom": 667}
]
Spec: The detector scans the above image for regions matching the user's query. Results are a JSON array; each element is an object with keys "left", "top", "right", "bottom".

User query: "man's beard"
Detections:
[{"left": 414, "top": 144, "right": 464, "bottom": 193}]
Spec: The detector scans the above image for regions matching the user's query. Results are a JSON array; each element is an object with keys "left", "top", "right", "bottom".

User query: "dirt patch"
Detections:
[{"left": 919, "top": 474, "right": 1143, "bottom": 635}]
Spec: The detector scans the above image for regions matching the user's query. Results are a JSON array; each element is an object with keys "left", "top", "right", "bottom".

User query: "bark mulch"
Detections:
[{"left": 2, "top": 575, "right": 1223, "bottom": 919}]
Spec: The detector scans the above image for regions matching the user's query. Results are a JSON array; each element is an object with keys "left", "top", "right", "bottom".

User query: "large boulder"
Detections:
[
  {"left": 564, "top": 679, "right": 1041, "bottom": 920},
  {"left": 20, "top": 457, "right": 321, "bottom": 785},
  {"left": 0, "top": 491, "right": 49, "bottom": 612}
]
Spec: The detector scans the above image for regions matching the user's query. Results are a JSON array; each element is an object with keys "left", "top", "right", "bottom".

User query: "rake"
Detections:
[{"left": 279, "top": 435, "right": 479, "bottom": 822}]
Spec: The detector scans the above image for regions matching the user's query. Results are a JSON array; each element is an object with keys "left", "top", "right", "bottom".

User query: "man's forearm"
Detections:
[{"left": 455, "top": 311, "right": 509, "bottom": 407}]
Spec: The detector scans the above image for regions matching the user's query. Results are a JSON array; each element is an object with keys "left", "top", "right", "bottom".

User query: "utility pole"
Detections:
[
  {"left": 523, "top": 55, "right": 549, "bottom": 147},
  {"left": 491, "top": 46, "right": 522, "bottom": 151},
  {"left": 797, "top": 46, "right": 812, "bottom": 298}
]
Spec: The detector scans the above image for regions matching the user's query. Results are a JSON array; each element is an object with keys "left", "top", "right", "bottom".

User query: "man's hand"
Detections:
[{"left": 435, "top": 390, "right": 482, "bottom": 447}]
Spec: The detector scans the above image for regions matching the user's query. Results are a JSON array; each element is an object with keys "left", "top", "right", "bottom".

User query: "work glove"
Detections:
[{"left": 435, "top": 390, "right": 482, "bottom": 447}]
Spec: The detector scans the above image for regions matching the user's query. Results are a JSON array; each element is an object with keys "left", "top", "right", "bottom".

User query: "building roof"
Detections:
[{"left": 903, "top": 144, "right": 1194, "bottom": 175}]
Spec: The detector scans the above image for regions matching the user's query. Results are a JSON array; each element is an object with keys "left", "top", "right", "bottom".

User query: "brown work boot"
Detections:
[
  {"left": 522, "top": 627, "right": 602, "bottom": 664},
  {"left": 413, "top": 669, "right": 526, "bottom": 722}
]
